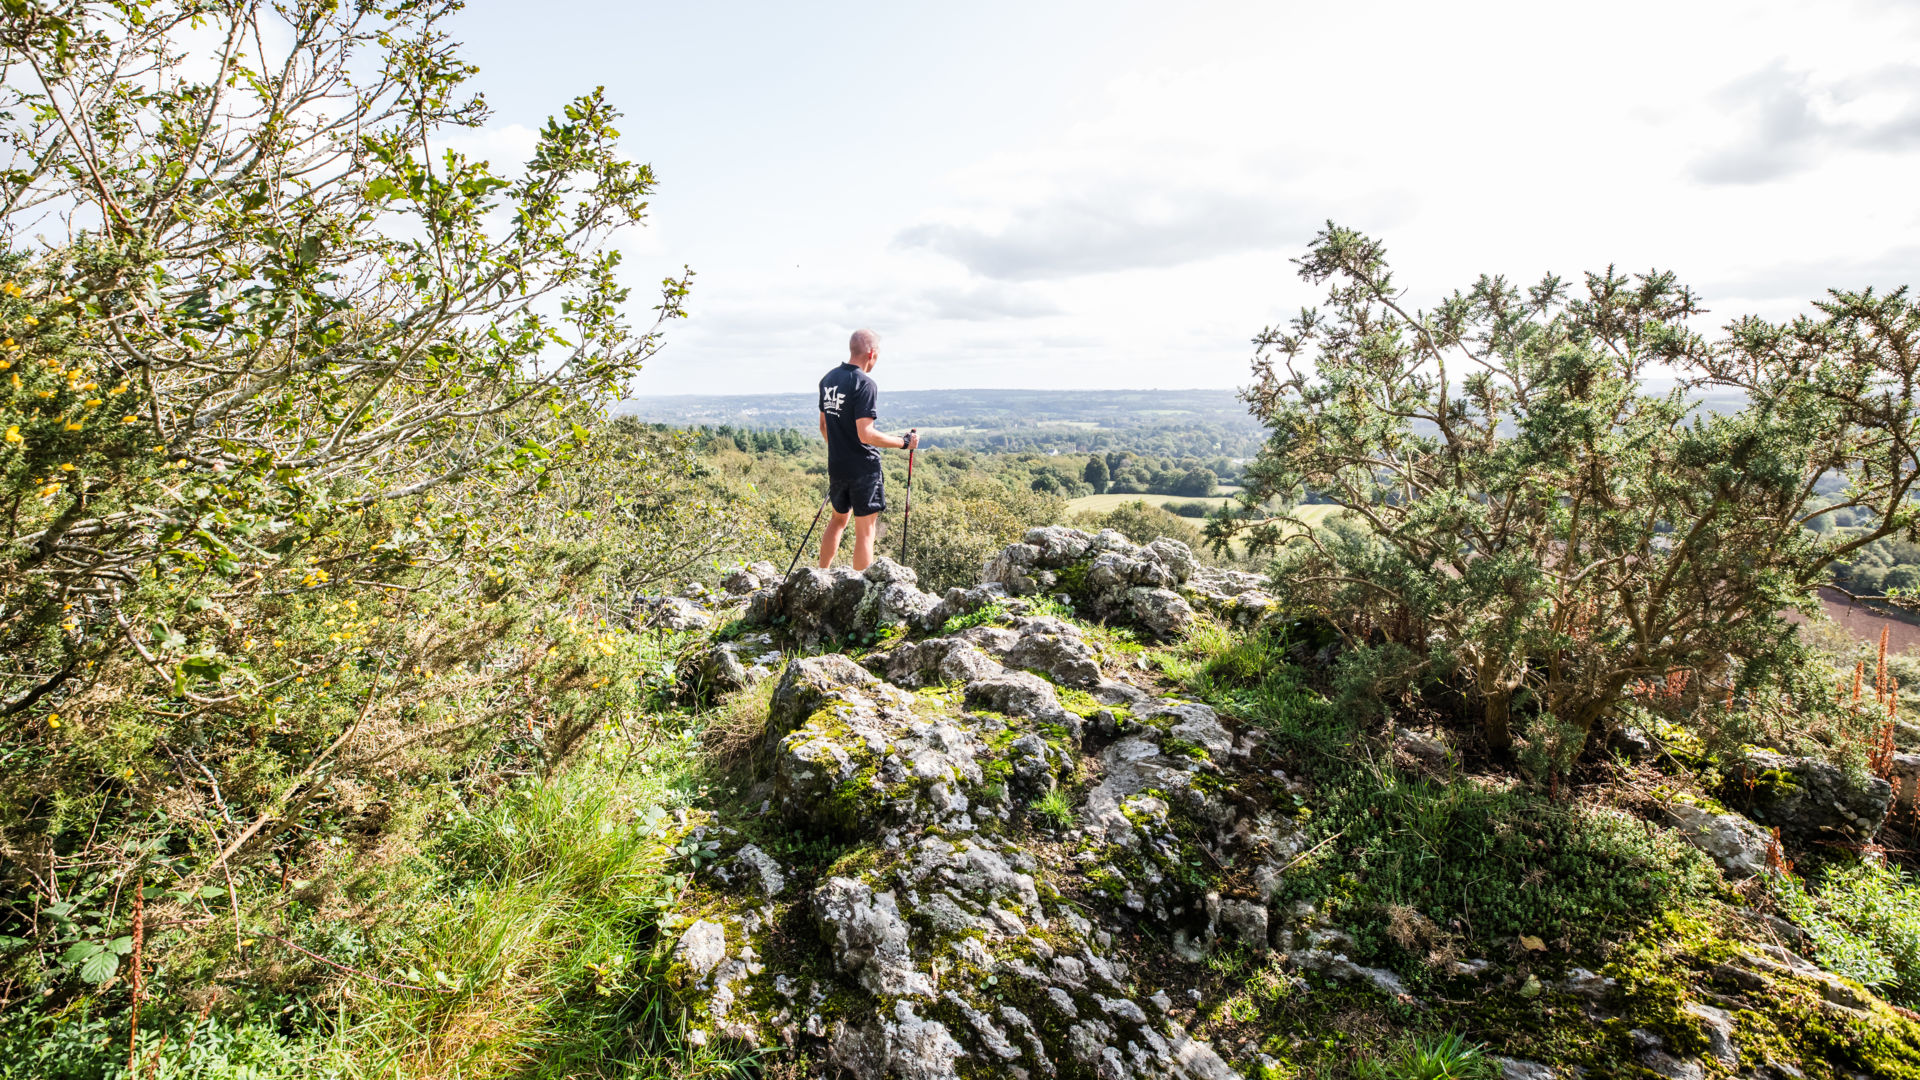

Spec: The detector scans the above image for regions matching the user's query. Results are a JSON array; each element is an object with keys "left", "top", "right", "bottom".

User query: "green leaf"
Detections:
[{"left": 78, "top": 950, "right": 119, "bottom": 984}]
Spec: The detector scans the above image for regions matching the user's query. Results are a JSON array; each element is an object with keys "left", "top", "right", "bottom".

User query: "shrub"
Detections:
[
  {"left": 1218, "top": 224, "right": 1920, "bottom": 771},
  {"left": 901, "top": 474, "right": 1067, "bottom": 592},
  {"left": 1771, "top": 856, "right": 1920, "bottom": 1005}
]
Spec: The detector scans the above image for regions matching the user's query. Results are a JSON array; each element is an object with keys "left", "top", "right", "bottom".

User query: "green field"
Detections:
[
  {"left": 1067, "top": 492, "right": 1242, "bottom": 515},
  {"left": 1066, "top": 492, "right": 1344, "bottom": 528}
]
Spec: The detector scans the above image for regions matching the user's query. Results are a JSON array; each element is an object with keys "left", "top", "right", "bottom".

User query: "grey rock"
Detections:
[
  {"left": 1494, "top": 1059, "right": 1558, "bottom": 1080},
  {"left": 1887, "top": 751, "right": 1920, "bottom": 814},
  {"left": 1150, "top": 702, "right": 1234, "bottom": 760},
  {"left": 876, "top": 638, "right": 1006, "bottom": 689},
  {"left": 1216, "top": 899, "right": 1269, "bottom": 954},
  {"left": 768, "top": 654, "right": 910, "bottom": 744},
  {"left": 1289, "top": 948, "right": 1411, "bottom": 999},
  {"left": 640, "top": 595, "right": 713, "bottom": 632},
  {"left": 1684, "top": 1001, "right": 1738, "bottom": 1067},
  {"left": 721, "top": 561, "right": 780, "bottom": 595},
  {"left": 733, "top": 844, "right": 787, "bottom": 898},
  {"left": 964, "top": 671, "right": 1078, "bottom": 734},
  {"left": 1631, "top": 1029, "right": 1705, "bottom": 1080},
  {"left": 1558, "top": 967, "right": 1617, "bottom": 1001},
  {"left": 1129, "top": 587, "right": 1196, "bottom": 639},
  {"left": 1003, "top": 617, "right": 1103, "bottom": 687},
  {"left": 1025, "top": 525, "right": 1094, "bottom": 567},
  {"left": 1664, "top": 801, "right": 1773, "bottom": 879},
  {"left": 674, "top": 919, "right": 727, "bottom": 979},
  {"left": 1730, "top": 749, "right": 1892, "bottom": 844},
  {"left": 1146, "top": 538, "right": 1199, "bottom": 581},
  {"left": 815, "top": 876, "right": 933, "bottom": 999},
  {"left": 830, "top": 1000, "right": 966, "bottom": 1080},
  {"left": 1393, "top": 727, "right": 1454, "bottom": 771}
]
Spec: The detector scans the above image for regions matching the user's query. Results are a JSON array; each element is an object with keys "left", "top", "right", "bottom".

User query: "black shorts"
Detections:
[{"left": 829, "top": 470, "right": 887, "bottom": 516}]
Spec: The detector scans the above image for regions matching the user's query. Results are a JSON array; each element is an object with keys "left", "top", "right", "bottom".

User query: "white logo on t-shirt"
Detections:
[{"left": 822, "top": 386, "right": 846, "bottom": 415}]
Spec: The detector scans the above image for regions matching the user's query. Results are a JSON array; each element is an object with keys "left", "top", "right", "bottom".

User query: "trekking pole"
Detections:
[
  {"left": 785, "top": 496, "right": 831, "bottom": 580},
  {"left": 899, "top": 429, "right": 917, "bottom": 564}
]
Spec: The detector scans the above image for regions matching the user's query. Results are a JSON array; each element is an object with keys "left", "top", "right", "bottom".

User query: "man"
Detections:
[{"left": 817, "top": 328, "right": 917, "bottom": 570}]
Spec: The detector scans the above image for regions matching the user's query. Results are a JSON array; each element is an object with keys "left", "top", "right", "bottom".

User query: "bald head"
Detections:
[{"left": 849, "top": 328, "right": 880, "bottom": 366}]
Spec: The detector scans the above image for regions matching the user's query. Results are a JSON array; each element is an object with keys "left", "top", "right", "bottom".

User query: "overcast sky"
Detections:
[{"left": 448, "top": 0, "right": 1920, "bottom": 396}]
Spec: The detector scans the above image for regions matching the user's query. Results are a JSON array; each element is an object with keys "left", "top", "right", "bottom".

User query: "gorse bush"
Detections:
[
  {"left": 0, "top": 0, "right": 753, "bottom": 1067},
  {"left": 1216, "top": 224, "right": 1920, "bottom": 772}
]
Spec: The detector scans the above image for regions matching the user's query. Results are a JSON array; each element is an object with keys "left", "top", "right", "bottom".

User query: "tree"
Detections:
[
  {"left": 0, "top": 0, "right": 698, "bottom": 987},
  {"left": 1084, "top": 454, "right": 1110, "bottom": 493},
  {"left": 1171, "top": 467, "right": 1217, "bottom": 497},
  {"left": 1212, "top": 225, "right": 1920, "bottom": 770}
]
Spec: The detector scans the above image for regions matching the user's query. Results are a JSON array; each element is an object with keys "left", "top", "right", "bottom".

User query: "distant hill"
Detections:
[
  {"left": 617, "top": 387, "right": 1259, "bottom": 429},
  {"left": 617, "top": 388, "right": 1269, "bottom": 456}
]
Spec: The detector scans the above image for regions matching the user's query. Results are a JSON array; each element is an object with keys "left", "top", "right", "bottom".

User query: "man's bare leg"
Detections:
[
  {"left": 818, "top": 509, "right": 851, "bottom": 568},
  {"left": 851, "top": 512, "right": 879, "bottom": 571}
]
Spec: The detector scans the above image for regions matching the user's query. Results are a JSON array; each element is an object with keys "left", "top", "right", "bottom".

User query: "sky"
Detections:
[{"left": 446, "top": 0, "right": 1920, "bottom": 396}]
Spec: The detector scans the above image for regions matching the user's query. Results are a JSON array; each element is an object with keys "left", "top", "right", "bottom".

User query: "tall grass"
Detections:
[
  {"left": 337, "top": 746, "right": 753, "bottom": 1079},
  {"left": 9, "top": 738, "right": 756, "bottom": 1080}
]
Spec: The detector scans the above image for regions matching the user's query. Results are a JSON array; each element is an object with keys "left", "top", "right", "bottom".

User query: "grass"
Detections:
[
  {"left": 699, "top": 678, "right": 779, "bottom": 767},
  {"left": 1032, "top": 788, "right": 1076, "bottom": 829},
  {"left": 1352, "top": 1033, "right": 1499, "bottom": 1080},
  {"left": 0, "top": 736, "right": 755, "bottom": 1080}
]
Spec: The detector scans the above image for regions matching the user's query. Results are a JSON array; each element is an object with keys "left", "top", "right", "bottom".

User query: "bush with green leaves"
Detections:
[
  {"left": 1214, "top": 224, "right": 1920, "bottom": 770},
  {"left": 0, "top": 0, "right": 745, "bottom": 1056},
  {"left": 1771, "top": 856, "right": 1920, "bottom": 1006}
]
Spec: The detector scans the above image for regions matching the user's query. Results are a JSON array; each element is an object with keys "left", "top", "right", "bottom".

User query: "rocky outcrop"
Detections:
[
  {"left": 1727, "top": 749, "right": 1892, "bottom": 845},
  {"left": 1663, "top": 800, "right": 1773, "bottom": 879},
  {"left": 746, "top": 559, "right": 947, "bottom": 647},
  {"left": 983, "top": 527, "right": 1202, "bottom": 639},
  {"left": 661, "top": 616, "right": 1282, "bottom": 1078}
]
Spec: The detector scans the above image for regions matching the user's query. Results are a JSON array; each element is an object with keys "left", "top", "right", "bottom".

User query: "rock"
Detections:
[
  {"left": 674, "top": 919, "right": 727, "bottom": 979},
  {"left": 1494, "top": 1059, "right": 1558, "bottom": 1080},
  {"left": 1129, "top": 587, "right": 1196, "bottom": 639},
  {"left": 830, "top": 1000, "right": 966, "bottom": 1080},
  {"left": 980, "top": 529, "right": 1202, "bottom": 638},
  {"left": 939, "top": 583, "right": 1010, "bottom": 620},
  {"left": 1002, "top": 617, "right": 1103, "bottom": 687},
  {"left": 1006, "top": 732, "right": 1059, "bottom": 800},
  {"left": 1289, "top": 948, "right": 1411, "bottom": 999},
  {"left": 734, "top": 844, "right": 787, "bottom": 898},
  {"left": 721, "top": 560, "right": 781, "bottom": 595},
  {"left": 1728, "top": 749, "right": 1892, "bottom": 844},
  {"left": 1216, "top": 899, "right": 1269, "bottom": 954},
  {"left": 1664, "top": 800, "right": 1773, "bottom": 879},
  {"left": 768, "top": 655, "right": 910, "bottom": 743},
  {"left": 1150, "top": 702, "right": 1234, "bottom": 760},
  {"left": 1684, "top": 1001, "right": 1739, "bottom": 1067},
  {"left": 815, "top": 876, "right": 933, "bottom": 999},
  {"left": 1026, "top": 525, "right": 1094, "bottom": 566},
  {"left": 873, "top": 638, "right": 1005, "bottom": 689},
  {"left": 1888, "top": 752, "right": 1920, "bottom": 814},
  {"left": 640, "top": 595, "right": 713, "bottom": 632},
  {"left": 1393, "top": 727, "right": 1454, "bottom": 771},
  {"left": 1631, "top": 1029, "right": 1706, "bottom": 1080},
  {"left": 768, "top": 656, "right": 982, "bottom": 831},
  {"left": 751, "top": 562, "right": 946, "bottom": 646},
  {"left": 1558, "top": 967, "right": 1617, "bottom": 1002},
  {"left": 964, "top": 671, "right": 1078, "bottom": 732}
]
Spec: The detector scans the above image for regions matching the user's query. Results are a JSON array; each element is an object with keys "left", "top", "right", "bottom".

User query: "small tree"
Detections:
[
  {"left": 1172, "top": 467, "right": 1217, "bottom": 497},
  {"left": 1084, "top": 453, "right": 1110, "bottom": 493},
  {"left": 1212, "top": 225, "right": 1920, "bottom": 768}
]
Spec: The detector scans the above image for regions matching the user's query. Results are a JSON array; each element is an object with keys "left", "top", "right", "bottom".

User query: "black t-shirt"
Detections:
[{"left": 819, "top": 362, "right": 881, "bottom": 476}]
